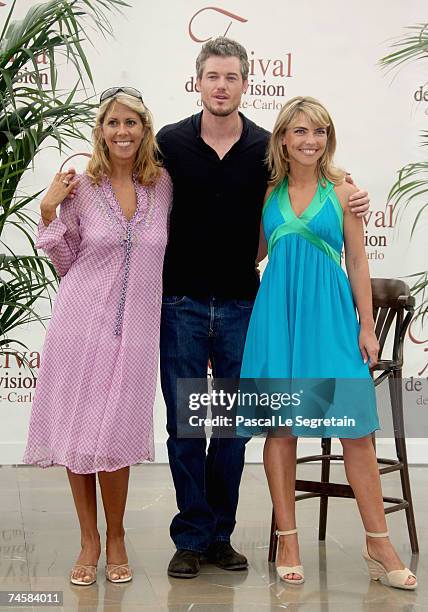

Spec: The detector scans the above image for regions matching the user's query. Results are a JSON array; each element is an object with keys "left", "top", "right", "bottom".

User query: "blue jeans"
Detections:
[{"left": 160, "top": 296, "right": 253, "bottom": 552}]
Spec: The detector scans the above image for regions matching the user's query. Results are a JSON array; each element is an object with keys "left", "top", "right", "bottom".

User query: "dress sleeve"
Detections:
[{"left": 36, "top": 196, "right": 81, "bottom": 277}]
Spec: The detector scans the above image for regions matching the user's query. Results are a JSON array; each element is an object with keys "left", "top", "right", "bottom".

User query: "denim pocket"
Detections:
[{"left": 162, "top": 295, "right": 186, "bottom": 305}]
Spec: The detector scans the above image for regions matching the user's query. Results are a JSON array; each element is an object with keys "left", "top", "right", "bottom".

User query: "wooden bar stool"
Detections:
[{"left": 268, "top": 278, "right": 419, "bottom": 562}]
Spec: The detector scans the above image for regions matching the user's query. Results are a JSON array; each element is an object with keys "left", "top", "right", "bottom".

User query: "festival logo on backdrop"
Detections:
[
  {"left": 188, "top": 7, "right": 248, "bottom": 42},
  {"left": 408, "top": 319, "right": 428, "bottom": 377},
  {"left": 402, "top": 320, "right": 428, "bottom": 410},
  {"left": 414, "top": 84, "right": 428, "bottom": 116},
  {"left": 185, "top": 6, "right": 292, "bottom": 111},
  {"left": 0, "top": 2, "right": 50, "bottom": 87},
  {"left": 0, "top": 347, "right": 39, "bottom": 405},
  {"left": 362, "top": 205, "right": 395, "bottom": 262},
  {"left": 15, "top": 50, "right": 50, "bottom": 88}
]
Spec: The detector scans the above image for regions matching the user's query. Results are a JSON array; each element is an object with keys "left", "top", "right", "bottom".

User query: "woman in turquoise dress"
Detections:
[{"left": 240, "top": 97, "right": 416, "bottom": 589}]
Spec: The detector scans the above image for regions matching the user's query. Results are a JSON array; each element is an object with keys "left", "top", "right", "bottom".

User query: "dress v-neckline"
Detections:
[
  {"left": 286, "top": 179, "right": 320, "bottom": 220},
  {"left": 278, "top": 178, "right": 335, "bottom": 225},
  {"left": 103, "top": 176, "right": 142, "bottom": 225}
]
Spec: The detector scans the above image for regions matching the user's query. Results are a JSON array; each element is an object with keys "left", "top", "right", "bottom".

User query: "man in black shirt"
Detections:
[{"left": 158, "top": 37, "right": 370, "bottom": 578}]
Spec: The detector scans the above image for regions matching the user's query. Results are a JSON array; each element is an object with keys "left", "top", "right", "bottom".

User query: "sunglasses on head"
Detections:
[{"left": 99, "top": 87, "right": 144, "bottom": 104}]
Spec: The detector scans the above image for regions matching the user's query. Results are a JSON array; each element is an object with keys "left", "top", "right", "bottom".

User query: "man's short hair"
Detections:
[{"left": 196, "top": 36, "right": 250, "bottom": 81}]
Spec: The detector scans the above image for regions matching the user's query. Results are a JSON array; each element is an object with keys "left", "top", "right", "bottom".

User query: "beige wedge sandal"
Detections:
[
  {"left": 105, "top": 563, "right": 133, "bottom": 583},
  {"left": 362, "top": 531, "right": 417, "bottom": 590},
  {"left": 70, "top": 564, "right": 97, "bottom": 586},
  {"left": 275, "top": 529, "right": 305, "bottom": 585}
]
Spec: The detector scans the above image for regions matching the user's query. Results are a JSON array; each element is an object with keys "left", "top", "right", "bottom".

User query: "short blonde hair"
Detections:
[
  {"left": 87, "top": 93, "right": 162, "bottom": 186},
  {"left": 267, "top": 96, "right": 345, "bottom": 187}
]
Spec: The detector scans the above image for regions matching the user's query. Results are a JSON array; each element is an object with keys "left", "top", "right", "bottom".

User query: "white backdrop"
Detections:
[{"left": 1, "top": 0, "right": 427, "bottom": 464}]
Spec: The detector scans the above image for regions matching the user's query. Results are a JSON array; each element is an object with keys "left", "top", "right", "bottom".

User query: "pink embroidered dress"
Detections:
[{"left": 23, "top": 170, "right": 172, "bottom": 473}]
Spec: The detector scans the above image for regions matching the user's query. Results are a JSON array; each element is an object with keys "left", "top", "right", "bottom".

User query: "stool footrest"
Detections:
[
  {"left": 297, "top": 454, "right": 343, "bottom": 464},
  {"left": 297, "top": 455, "right": 404, "bottom": 469},
  {"left": 295, "top": 480, "right": 354, "bottom": 498},
  {"left": 295, "top": 482, "right": 410, "bottom": 512}
]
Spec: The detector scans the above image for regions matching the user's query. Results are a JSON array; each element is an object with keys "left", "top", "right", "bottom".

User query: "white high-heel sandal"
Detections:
[
  {"left": 275, "top": 529, "right": 305, "bottom": 584},
  {"left": 105, "top": 563, "right": 133, "bottom": 583},
  {"left": 362, "top": 531, "right": 417, "bottom": 590},
  {"left": 70, "top": 564, "right": 97, "bottom": 586}
]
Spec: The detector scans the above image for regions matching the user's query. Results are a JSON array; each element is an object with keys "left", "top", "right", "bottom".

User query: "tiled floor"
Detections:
[{"left": 0, "top": 462, "right": 425, "bottom": 611}]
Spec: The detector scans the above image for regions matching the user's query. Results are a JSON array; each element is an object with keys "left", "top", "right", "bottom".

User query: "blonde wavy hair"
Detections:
[
  {"left": 267, "top": 96, "right": 345, "bottom": 187},
  {"left": 87, "top": 93, "right": 162, "bottom": 185}
]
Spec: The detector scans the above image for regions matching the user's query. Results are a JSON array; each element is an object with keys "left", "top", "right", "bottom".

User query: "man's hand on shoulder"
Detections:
[{"left": 343, "top": 174, "right": 370, "bottom": 217}]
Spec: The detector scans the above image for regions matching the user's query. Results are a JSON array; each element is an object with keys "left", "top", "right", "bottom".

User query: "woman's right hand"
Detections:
[{"left": 40, "top": 171, "right": 80, "bottom": 225}]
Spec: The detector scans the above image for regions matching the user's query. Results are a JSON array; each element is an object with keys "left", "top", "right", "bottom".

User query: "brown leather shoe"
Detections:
[
  {"left": 167, "top": 550, "right": 201, "bottom": 578},
  {"left": 207, "top": 542, "right": 248, "bottom": 570}
]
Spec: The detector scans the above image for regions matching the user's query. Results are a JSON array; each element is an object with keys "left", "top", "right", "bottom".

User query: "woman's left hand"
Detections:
[{"left": 359, "top": 327, "right": 379, "bottom": 367}]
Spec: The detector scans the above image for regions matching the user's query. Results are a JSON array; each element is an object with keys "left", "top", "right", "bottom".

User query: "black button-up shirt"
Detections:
[{"left": 157, "top": 112, "right": 270, "bottom": 299}]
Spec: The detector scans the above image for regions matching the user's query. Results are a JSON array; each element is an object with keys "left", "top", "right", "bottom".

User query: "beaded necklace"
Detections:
[{"left": 97, "top": 176, "right": 156, "bottom": 336}]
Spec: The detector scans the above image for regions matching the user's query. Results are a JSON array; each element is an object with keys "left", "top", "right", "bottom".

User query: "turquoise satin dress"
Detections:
[{"left": 238, "top": 179, "right": 379, "bottom": 438}]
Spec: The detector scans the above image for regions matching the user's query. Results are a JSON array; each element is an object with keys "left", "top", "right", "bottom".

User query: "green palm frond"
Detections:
[
  {"left": 0, "top": 253, "right": 57, "bottom": 337},
  {"left": 0, "top": 340, "right": 36, "bottom": 371},
  {"left": 405, "top": 272, "right": 428, "bottom": 324},
  {"left": 0, "top": 0, "right": 128, "bottom": 88},
  {"left": 380, "top": 23, "right": 428, "bottom": 70},
  {"left": 0, "top": 0, "right": 129, "bottom": 351},
  {"left": 388, "top": 161, "right": 428, "bottom": 236},
  {"left": 381, "top": 22, "right": 428, "bottom": 321},
  {"left": 0, "top": 1, "right": 129, "bottom": 216},
  {"left": 0, "top": 96, "right": 96, "bottom": 216}
]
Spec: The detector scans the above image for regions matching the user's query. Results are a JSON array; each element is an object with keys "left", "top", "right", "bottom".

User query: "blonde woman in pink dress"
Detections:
[{"left": 24, "top": 87, "right": 172, "bottom": 585}]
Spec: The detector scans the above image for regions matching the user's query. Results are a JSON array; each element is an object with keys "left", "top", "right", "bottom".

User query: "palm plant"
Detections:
[
  {"left": 0, "top": 0, "right": 127, "bottom": 354},
  {"left": 380, "top": 23, "right": 428, "bottom": 321}
]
